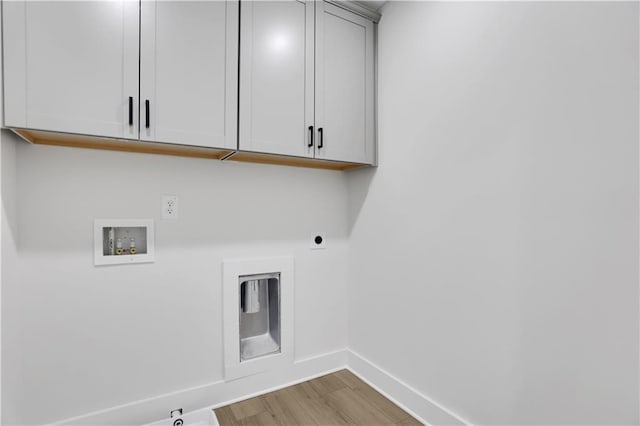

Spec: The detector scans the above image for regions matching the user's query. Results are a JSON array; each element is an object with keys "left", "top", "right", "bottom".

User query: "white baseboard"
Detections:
[
  {"left": 54, "top": 348, "right": 469, "bottom": 426},
  {"left": 54, "top": 348, "right": 348, "bottom": 426},
  {"left": 347, "top": 350, "right": 471, "bottom": 426}
]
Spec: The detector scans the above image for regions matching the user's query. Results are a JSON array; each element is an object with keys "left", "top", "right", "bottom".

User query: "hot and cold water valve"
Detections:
[{"left": 93, "top": 219, "right": 155, "bottom": 266}]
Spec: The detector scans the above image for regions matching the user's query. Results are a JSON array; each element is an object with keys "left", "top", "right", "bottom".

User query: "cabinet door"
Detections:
[
  {"left": 239, "top": 0, "right": 315, "bottom": 158},
  {"left": 315, "top": 2, "right": 375, "bottom": 164},
  {"left": 139, "top": 0, "right": 238, "bottom": 149},
  {"left": 3, "top": 1, "right": 139, "bottom": 139}
]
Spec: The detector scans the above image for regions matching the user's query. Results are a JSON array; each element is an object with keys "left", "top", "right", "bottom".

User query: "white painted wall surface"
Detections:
[
  {"left": 3, "top": 144, "right": 348, "bottom": 424},
  {"left": 0, "top": 35, "right": 5, "bottom": 424},
  {"left": 348, "top": 2, "right": 639, "bottom": 424},
  {"left": 1, "top": 131, "right": 19, "bottom": 425},
  {"left": 3, "top": 2, "right": 639, "bottom": 425}
]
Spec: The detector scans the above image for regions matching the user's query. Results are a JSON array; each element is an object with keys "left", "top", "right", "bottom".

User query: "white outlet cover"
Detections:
[
  {"left": 162, "top": 195, "right": 178, "bottom": 220},
  {"left": 310, "top": 233, "right": 326, "bottom": 249}
]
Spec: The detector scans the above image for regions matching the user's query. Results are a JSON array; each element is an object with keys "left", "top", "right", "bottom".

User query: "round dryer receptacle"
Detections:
[{"left": 310, "top": 233, "right": 326, "bottom": 249}]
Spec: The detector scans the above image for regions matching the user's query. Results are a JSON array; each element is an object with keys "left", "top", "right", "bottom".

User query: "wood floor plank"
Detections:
[
  {"left": 306, "top": 373, "right": 349, "bottom": 396},
  {"left": 333, "top": 369, "right": 364, "bottom": 389},
  {"left": 352, "top": 385, "right": 412, "bottom": 423},
  {"left": 216, "top": 371, "right": 422, "bottom": 426},
  {"left": 395, "top": 416, "right": 424, "bottom": 425},
  {"left": 282, "top": 384, "right": 351, "bottom": 425},
  {"left": 261, "top": 391, "right": 316, "bottom": 425},
  {"left": 214, "top": 406, "right": 240, "bottom": 426},
  {"left": 333, "top": 369, "right": 412, "bottom": 423},
  {"left": 323, "top": 387, "right": 396, "bottom": 425},
  {"left": 229, "top": 396, "right": 267, "bottom": 420},
  {"left": 290, "top": 380, "right": 323, "bottom": 400},
  {"left": 239, "top": 410, "right": 279, "bottom": 426}
]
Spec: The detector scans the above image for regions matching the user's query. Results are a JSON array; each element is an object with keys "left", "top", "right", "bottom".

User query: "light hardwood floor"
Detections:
[{"left": 214, "top": 369, "right": 423, "bottom": 425}]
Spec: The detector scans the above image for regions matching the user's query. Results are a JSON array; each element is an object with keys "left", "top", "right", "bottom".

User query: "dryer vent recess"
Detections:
[{"left": 311, "top": 233, "right": 326, "bottom": 249}]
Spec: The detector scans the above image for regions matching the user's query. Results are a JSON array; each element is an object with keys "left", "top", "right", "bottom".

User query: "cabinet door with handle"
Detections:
[
  {"left": 3, "top": 0, "right": 139, "bottom": 139},
  {"left": 315, "top": 2, "right": 375, "bottom": 164},
  {"left": 239, "top": 0, "right": 315, "bottom": 158},
  {"left": 140, "top": 0, "right": 238, "bottom": 149}
]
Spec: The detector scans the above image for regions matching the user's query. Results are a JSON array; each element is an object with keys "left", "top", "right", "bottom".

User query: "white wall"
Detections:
[
  {"left": 348, "top": 2, "right": 639, "bottom": 425},
  {"left": 1, "top": 131, "right": 20, "bottom": 425},
  {"left": 3, "top": 2, "right": 639, "bottom": 425},
  {"left": 3, "top": 143, "right": 348, "bottom": 424}
]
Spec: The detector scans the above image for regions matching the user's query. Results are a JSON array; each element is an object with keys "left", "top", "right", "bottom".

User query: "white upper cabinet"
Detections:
[
  {"left": 140, "top": 1, "right": 238, "bottom": 149},
  {"left": 3, "top": 0, "right": 237, "bottom": 150},
  {"left": 3, "top": 0, "right": 139, "bottom": 139},
  {"left": 239, "top": 0, "right": 314, "bottom": 157},
  {"left": 315, "top": 2, "right": 375, "bottom": 164},
  {"left": 3, "top": 0, "right": 376, "bottom": 167},
  {"left": 239, "top": 0, "right": 376, "bottom": 165}
]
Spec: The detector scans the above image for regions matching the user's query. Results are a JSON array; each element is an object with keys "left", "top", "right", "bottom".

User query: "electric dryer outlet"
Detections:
[{"left": 310, "top": 233, "right": 326, "bottom": 249}]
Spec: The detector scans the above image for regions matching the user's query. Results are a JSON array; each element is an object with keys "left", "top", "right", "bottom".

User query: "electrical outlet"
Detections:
[
  {"left": 162, "top": 195, "right": 178, "bottom": 220},
  {"left": 310, "top": 233, "right": 326, "bottom": 249}
]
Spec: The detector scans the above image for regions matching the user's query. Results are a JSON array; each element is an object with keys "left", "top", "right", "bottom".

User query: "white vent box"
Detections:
[{"left": 223, "top": 257, "right": 293, "bottom": 380}]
